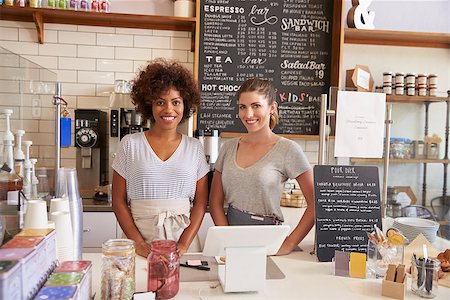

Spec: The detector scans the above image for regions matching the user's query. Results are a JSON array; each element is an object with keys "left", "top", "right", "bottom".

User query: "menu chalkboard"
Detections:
[
  {"left": 313, "top": 165, "right": 382, "bottom": 262},
  {"left": 196, "top": 0, "right": 342, "bottom": 135}
]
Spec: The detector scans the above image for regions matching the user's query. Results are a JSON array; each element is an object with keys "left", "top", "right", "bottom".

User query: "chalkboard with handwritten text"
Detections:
[
  {"left": 313, "top": 165, "right": 382, "bottom": 262},
  {"left": 197, "top": 0, "right": 339, "bottom": 135}
]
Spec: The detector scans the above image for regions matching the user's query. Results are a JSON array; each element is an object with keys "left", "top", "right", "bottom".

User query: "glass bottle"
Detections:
[
  {"left": 147, "top": 240, "right": 180, "bottom": 299},
  {"left": 101, "top": 239, "right": 135, "bottom": 300}
]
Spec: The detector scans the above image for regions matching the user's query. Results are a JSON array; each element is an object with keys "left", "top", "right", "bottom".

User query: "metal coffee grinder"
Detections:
[{"left": 195, "top": 129, "right": 220, "bottom": 188}]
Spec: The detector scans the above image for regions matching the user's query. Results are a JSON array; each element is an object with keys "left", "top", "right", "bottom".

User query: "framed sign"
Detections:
[
  {"left": 314, "top": 165, "right": 382, "bottom": 262},
  {"left": 195, "top": 0, "right": 344, "bottom": 136}
]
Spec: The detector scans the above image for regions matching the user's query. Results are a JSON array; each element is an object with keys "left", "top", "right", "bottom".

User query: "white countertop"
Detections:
[{"left": 83, "top": 222, "right": 450, "bottom": 300}]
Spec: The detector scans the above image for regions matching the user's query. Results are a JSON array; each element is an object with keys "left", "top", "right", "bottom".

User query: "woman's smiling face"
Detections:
[
  {"left": 152, "top": 87, "right": 184, "bottom": 130},
  {"left": 238, "top": 91, "right": 276, "bottom": 133}
]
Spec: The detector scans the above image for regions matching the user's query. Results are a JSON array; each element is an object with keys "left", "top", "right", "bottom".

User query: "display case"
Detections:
[{"left": 0, "top": 46, "right": 57, "bottom": 195}]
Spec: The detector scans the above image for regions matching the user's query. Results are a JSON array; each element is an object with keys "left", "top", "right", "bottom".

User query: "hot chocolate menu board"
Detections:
[
  {"left": 197, "top": 0, "right": 337, "bottom": 135},
  {"left": 313, "top": 165, "right": 382, "bottom": 262}
]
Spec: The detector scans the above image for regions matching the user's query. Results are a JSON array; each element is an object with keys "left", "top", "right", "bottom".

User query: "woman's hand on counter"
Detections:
[
  {"left": 136, "top": 240, "right": 151, "bottom": 258},
  {"left": 177, "top": 243, "right": 188, "bottom": 256},
  {"left": 276, "top": 237, "right": 296, "bottom": 256}
]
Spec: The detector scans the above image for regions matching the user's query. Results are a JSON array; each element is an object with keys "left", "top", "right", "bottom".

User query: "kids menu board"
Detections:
[
  {"left": 313, "top": 165, "right": 382, "bottom": 262},
  {"left": 197, "top": 0, "right": 341, "bottom": 135}
]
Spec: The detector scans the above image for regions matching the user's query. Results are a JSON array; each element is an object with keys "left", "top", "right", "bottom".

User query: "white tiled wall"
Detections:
[{"left": 0, "top": 20, "right": 321, "bottom": 174}]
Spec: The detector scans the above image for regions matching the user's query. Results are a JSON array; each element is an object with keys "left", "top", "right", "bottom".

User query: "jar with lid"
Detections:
[
  {"left": 395, "top": 72, "right": 405, "bottom": 85},
  {"left": 147, "top": 240, "right": 180, "bottom": 299},
  {"left": 101, "top": 239, "right": 135, "bottom": 300}
]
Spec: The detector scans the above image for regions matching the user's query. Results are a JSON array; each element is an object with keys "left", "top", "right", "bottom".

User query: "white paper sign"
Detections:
[
  {"left": 357, "top": 68, "right": 370, "bottom": 90},
  {"left": 334, "top": 91, "right": 386, "bottom": 158}
]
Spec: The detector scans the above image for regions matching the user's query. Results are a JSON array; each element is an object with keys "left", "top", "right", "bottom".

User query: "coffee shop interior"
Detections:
[{"left": 0, "top": 0, "right": 449, "bottom": 299}]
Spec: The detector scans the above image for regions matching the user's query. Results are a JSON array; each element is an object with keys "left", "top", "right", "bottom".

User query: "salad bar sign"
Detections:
[{"left": 197, "top": 0, "right": 336, "bottom": 135}]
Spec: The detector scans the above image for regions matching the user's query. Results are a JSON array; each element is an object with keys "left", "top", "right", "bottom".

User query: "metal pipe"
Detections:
[
  {"left": 382, "top": 103, "right": 393, "bottom": 219},
  {"left": 318, "top": 94, "right": 328, "bottom": 165},
  {"left": 54, "top": 82, "right": 62, "bottom": 194}
]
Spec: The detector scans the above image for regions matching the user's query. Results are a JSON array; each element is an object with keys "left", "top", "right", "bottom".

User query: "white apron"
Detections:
[{"left": 128, "top": 198, "right": 201, "bottom": 252}]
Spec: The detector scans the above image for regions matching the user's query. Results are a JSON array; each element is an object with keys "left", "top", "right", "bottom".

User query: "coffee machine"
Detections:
[
  {"left": 109, "top": 92, "right": 150, "bottom": 183},
  {"left": 74, "top": 109, "right": 107, "bottom": 199}
]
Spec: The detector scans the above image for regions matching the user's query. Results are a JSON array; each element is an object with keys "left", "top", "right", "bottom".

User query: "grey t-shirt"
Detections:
[{"left": 215, "top": 137, "right": 311, "bottom": 221}]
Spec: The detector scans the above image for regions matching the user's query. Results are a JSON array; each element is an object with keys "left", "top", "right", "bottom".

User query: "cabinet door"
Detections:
[{"left": 83, "top": 212, "right": 117, "bottom": 250}]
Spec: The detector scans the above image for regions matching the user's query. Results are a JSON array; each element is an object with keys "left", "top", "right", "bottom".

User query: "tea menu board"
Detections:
[
  {"left": 313, "top": 165, "right": 382, "bottom": 262},
  {"left": 197, "top": 0, "right": 336, "bottom": 135}
]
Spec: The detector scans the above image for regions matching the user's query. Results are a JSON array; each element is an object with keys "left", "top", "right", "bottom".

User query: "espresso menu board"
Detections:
[
  {"left": 313, "top": 165, "right": 382, "bottom": 262},
  {"left": 197, "top": 0, "right": 336, "bottom": 135}
]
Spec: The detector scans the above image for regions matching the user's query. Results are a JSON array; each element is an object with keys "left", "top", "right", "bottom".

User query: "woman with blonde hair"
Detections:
[{"left": 209, "top": 78, "right": 315, "bottom": 255}]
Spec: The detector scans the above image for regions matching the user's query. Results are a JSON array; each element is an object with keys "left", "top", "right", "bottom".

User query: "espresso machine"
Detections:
[
  {"left": 109, "top": 92, "right": 150, "bottom": 183},
  {"left": 74, "top": 109, "right": 107, "bottom": 199}
]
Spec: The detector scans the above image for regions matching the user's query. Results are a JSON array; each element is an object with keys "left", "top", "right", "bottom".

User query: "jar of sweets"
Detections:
[{"left": 101, "top": 239, "right": 136, "bottom": 300}]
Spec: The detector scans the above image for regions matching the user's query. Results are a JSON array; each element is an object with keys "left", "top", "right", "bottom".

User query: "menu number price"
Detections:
[{"left": 315, "top": 70, "right": 324, "bottom": 79}]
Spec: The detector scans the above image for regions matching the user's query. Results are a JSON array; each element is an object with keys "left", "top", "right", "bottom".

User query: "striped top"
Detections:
[{"left": 112, "top": 132, "right": 209, "bottom": 202}]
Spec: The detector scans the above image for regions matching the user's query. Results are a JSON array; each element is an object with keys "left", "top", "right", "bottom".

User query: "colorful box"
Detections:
[
  {"left": 0, "top": 260, "right": 22, "bottom": 300},
  {"left": 17, "top": 228, "right": 57, "bottom": 275},
  {"left": 34, "top": 285, "right": 78, "bottom": 300},
  {"left": 0, "top": 248, "right": 39, "bottom": 300},
  {"left": 2, "top": 236, "right": 48, "bottom": 285},
  {"left": 54, "top": 261, "right": 92, "bottom": 300}
]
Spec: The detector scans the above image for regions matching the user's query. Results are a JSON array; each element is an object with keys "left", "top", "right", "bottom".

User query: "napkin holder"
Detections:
[{"left": 382, "top": 272, "right": 406, "bottom": 300}]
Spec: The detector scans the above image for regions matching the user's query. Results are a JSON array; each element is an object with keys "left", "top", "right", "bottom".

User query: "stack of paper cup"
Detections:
[
  {"left": 174, "top": 0, "right": 195, "bottom": 17},
  {"left": 49, "top": 197, "right": 70, "bottom": 214},
  {"left": 51, "top": 211, "right": 74, "bottom": 261},
  {"left": 24, "top": 200, "right": 48, "bottom": 229}
]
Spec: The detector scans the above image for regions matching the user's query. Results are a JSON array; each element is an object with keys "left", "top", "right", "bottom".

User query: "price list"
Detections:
[
  {"left": 313, "top": 165, "right": 382, "bottom": 262},
  {"left": 197, "top": 0, "right": 335, "bottom": 135}
]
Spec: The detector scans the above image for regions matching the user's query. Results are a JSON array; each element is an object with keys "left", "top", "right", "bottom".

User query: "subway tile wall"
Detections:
[{"left": 0, "top": 20, "right": 321, "bottom": 174}]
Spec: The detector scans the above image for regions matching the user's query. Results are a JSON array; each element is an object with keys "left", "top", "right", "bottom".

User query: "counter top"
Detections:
[
  {"left": 82, "top": 199, "right": 112, "bottom": 212},
  {"left": 83, "top": 229, "right": 450, "bottom": 300}
]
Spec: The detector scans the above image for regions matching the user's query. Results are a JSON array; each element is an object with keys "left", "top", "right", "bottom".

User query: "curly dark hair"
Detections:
[{"left": 131, "top": 58, "right": 200, "bottom": 124}]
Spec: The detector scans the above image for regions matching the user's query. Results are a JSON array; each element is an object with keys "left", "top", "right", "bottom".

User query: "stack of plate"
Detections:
[{"left": 393, "top": 217, "right": 440, "bottom": 243}]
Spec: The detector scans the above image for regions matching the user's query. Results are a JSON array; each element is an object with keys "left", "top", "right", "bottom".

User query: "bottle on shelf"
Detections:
[
  {"left": 30, "top": 158, "right": 39, "bottom": 199},
  {"left": 14, "top": 129, "right": 25, "bottom": 178},
  {"left": 0, "top": 109, "right": 25, "bottom": 240},
  {"left": 22, "top": 140, "right": 33, "bottom": 199}
]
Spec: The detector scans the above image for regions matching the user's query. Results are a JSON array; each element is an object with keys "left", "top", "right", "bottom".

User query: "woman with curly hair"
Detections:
[{"left": 112, "top": 59, "right": 209, "bottom": 257}]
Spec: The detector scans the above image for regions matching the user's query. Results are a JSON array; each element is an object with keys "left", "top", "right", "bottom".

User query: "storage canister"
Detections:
[
  {"left": 101, "top": 239, "right": 135, "bottom": 300},
  {"left": 418, "top": 87, "right": 427, "bottom": 96},
  {"left": 383, "top": 72, "right": 393, "bottom": 84},
  {"left": 148, "top": 240, "right": 180, "bottom": 299},
  {"left": 395, "top": 84, "right": 404, "bottom": 96},
  {"left": 428, "top": 74, "right": 438, "bottom": 86},
  {"left": 395, "top": 72, "right": 405, "bottom": 85},
  {"left": 417, "top": 74, "right": 427, "bottom": 85},
  {"left": 406, "top": 73, "right": 416, "bottom": 85},
  {"left": 383, "top": 85, "right": 392, "bottom": 95}
]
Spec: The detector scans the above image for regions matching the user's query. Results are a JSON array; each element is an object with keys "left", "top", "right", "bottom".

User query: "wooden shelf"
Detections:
[
  {"left": 0, "top": 6, "right": 196, "bottom": 46},
  {"left": 344, "top": 28, "right": 450, "bottom": 49},
  {"left": 351, "top": 158, "right": 450, "bottom": 164},
  {"left": 386, "top": 95, "right": 449, "bottom": 104}
]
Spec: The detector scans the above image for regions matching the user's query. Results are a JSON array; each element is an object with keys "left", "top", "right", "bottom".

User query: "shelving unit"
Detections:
[
  {"left": 0, "top": 6, "right": 196, "bottom": 48},
  {"left": 352, "top": 93, "right": 450, "bottom": 205},
  {"left": 344, "top": 28, "right": 450, "bottom": 49}
]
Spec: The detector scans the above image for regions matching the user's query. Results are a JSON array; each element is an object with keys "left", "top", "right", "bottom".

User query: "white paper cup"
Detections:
[
  {"left": 51, "top": 211, "right": 74, "bottom": 246},
  {"left": 24, "top": 200, "right": 48, "bottom": 229},
  {"left": 49, "top": 197, "right": 70, "bottom": 214},
  {"left": 174, "top": 0, "right": 194, "bottom": 17},
  {"left": 47, "top": 220, "right": 55, "bottom": 229}
]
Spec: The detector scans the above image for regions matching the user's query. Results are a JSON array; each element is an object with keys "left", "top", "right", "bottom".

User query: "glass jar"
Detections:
[
  {"left": 147, "top": 240, "right": 180, "bottom": 299},
  {"left": 411, "top": 256, "right": 440, "bottom": 298},
  {"left": 367, "top": 239, "right": 404, "bottom": 278},
  {"left": 101, "top": 239, "right": 135, "bottom": 300}
]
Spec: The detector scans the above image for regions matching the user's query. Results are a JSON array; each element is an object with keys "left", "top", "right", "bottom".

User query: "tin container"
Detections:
[
  {"left": 395, "top": 72, "right": 405, "bottom": 85},
  {"left": 46, "top": 272, "right": 83, "bottom": 286},
  {"left": 395, "top": 85, "right": 405, "bottom": 96},
  {"left": 406, "top": 73, "right": 416, "bottom": 85},
  {"left": 383, "top": 72, "right": 393, "bottom": 84},
  {"left": 0, "top": 248, "right": 38, "bottom": 300},
  {"left": 54, "top": 261, "right": 92, "bottom": 300},
  {"left": 17, "top": 228, "right": 57, "bottom": 275},
  {"left": 383, "top": 85, "right": 392, "bottom": 95},
  {"left": 419, "top": 88, "right": 427, "bottom": 96},
  {"left": 0, "top": 260, "right": 22, "bottom": 300},
  {"left": 34, "top": 285, "right": 78, "bottom": 300},
  {"left": 428, "top": 74, "right": 438, "bottom": 86}
]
